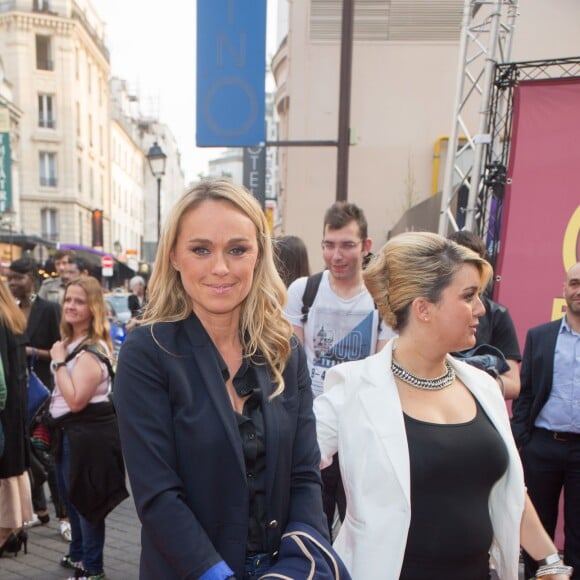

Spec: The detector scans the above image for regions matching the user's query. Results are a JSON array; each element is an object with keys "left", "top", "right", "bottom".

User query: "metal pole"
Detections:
[
  {"left": 336, "top": 0, "right": 354, "bottom": 202},
  {"left": 157, "top": 177, "right": 161, "bottom": 242}
]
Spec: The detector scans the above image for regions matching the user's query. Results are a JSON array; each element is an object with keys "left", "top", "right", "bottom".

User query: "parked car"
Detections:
[
  {"left": 105, "top": 290, "right": 131, "bottom": 359},
  {"left": 105, "top": 290, "right": 132, "bottom": 324}
]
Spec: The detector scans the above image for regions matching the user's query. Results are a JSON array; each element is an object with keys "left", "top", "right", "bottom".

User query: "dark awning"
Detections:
[{"left": 0, "top": 233, "right": 57, "bottom": 251}]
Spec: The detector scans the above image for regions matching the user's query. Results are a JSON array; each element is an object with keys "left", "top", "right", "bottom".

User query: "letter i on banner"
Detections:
[{"left": 196, "top": 0, "right": 267, "bottom": 147}]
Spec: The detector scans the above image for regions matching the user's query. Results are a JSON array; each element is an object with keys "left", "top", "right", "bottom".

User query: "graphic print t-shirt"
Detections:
[{"left": 285, "top": 272, "right": 394, "bottom": 397}]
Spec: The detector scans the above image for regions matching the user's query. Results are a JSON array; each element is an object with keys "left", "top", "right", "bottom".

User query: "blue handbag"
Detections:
[{"left": 27, "top": 352, "right": 51, "bottom": 421}]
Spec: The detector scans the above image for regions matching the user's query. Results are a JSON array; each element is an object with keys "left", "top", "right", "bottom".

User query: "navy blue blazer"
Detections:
[
  {"left": 114, "top": 313, "right": 328, "bottom": 579},
  {"left": 511, "top": 319, "right": 561, "bottom": 446}
]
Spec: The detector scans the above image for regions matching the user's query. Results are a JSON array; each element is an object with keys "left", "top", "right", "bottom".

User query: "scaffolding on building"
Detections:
[
  {"left": 479, "top": 56, "right": 580, "bottom": 272},
  {"left": 438, "top": 0, "right": 519, "bottom": 239}
]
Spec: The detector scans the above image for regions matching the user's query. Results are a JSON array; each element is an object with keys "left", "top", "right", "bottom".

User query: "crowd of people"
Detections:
[{"left": 0, "top": 179, "right": 578, "bottom": 580}]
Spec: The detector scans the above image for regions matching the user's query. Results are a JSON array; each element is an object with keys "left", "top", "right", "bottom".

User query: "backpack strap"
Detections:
[
  {"left": 301, "top": 271, "right": 324, "bottom": 323},
  {"left": 301, "top": 270, "right": 383, "bottom": 334},
  {"left": 65, "top": 343, "right": 115, "bottom": 380}
]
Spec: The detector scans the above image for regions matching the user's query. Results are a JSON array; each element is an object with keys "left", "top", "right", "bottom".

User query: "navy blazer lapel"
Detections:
[
  {"left": 256, "top": 364, "right": 279, "bottom": 502},
  {"left": 181, "top": 315, "right": 246, "bottom": 477}
]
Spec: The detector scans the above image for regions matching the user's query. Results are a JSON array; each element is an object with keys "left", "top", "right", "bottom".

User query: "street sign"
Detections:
[{"left": 101, "top": 255, "right": 114, "bottom": 278}]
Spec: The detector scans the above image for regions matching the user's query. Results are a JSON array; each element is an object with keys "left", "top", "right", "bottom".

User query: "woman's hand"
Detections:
[{"left": 50, "top": 340, "right": 67, "bottom": 364}]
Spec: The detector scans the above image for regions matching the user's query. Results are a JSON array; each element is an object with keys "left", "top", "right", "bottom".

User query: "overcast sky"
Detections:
[{"left": 95, "top": 0, "right": 278, "bottom": 183}]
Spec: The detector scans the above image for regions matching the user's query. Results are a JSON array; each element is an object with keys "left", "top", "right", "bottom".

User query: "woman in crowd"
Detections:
[
  {"left": 0, "top": 279, "right": 32, "bottom": 556},
  {"left": 114, "top": 180, "right": 329, "bottom": 579},
  {"left": 314, "top": 232, "right": 573, "bottom": 580},
  {"left": 49, "top": 277, "right": 128, "bottom": 580},
  {"left": 7, "top": 257, "right": 70, "bottom": 540},
  {"left": 125, "top": 275, "right": 147, "bottom": 333},
  {"left": 273, "top": 235, "right": 310, "bottom": 288}
]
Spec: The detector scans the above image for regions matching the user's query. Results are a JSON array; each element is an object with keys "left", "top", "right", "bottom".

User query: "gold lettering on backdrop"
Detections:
[{"left": 552, "top": 205, "right": 580, "bottom": 320}]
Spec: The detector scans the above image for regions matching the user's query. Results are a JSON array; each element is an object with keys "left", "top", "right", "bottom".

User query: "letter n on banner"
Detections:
[{"left": 196, "top": 0, "right": 266, "bottom": 147}]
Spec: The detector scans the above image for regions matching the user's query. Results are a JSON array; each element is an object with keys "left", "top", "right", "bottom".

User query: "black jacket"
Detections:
[
  {"left": 26, "top": 297, "right": 61, "bottom": 388},
  {"left": 51, "top": 401, "right": 128, "bottom": 524},
  {"left": 511, "top": 319, "right": 561, "bottom": 446},
  {"left": 0, "top": 325, "right": 29, "bottom": 478}
]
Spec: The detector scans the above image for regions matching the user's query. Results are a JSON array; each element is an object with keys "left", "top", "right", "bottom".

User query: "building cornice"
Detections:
[{"left": 0, "top": 10, "right": 110, "bottom": 66}]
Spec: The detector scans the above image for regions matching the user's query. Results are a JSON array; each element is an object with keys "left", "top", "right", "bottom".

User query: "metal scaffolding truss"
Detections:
[
  {"left": 438, "top": 0, "right": 519, "bottom": 237},
  {"left": 479, "top": 56, "right": 580, "bottom": 270}
]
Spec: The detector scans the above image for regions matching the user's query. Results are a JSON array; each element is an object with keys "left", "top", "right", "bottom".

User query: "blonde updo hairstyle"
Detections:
[
  {"left": 144, "top": 179, "right": 293, "bottom": 397},
  {"left": 364, "top": 232, "right": 492, "bottom": 333}
]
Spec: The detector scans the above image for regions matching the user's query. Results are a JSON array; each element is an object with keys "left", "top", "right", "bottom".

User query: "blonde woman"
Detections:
[
  {"left": 49, "top": 277, "right": 127, "bottom": 580},
  {"left": 114, "top": 181, "right": 328, "bottom": 579},
  {"left": 315, "top": 232, "right": 572, "bottom": 580},
  {"left": 0, "top": 279, "right": 32, "bottom": 556}
]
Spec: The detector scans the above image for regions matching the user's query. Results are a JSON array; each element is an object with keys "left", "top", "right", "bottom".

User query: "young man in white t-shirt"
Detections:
[{"left": 284, "top": 201, "right": 393, "bottom": 537}]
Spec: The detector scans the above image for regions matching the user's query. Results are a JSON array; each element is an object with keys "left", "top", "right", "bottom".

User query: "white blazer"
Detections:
[{"left": 314, "top": 339, "right": 525, "bottom": 580}]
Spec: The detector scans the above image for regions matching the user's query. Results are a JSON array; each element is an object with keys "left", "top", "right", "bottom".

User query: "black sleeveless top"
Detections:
[{"left": 399, "top": 398, "right": 509, "bottom": 580}]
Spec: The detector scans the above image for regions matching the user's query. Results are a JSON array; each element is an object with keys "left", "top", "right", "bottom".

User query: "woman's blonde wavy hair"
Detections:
[
  {"left": 143, "top": 179, "right": 294, "bottom": 398},
  {"left": 364, "top": 231, "right": 492, "bottom": 332},
  {"left": 60, "top": 277, "right": 113, "bottom": 354},
  {"left": 0, "top": 279, "right": 26, "bottom": 335}
]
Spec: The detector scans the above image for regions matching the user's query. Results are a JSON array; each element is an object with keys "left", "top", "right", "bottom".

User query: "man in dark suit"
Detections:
[{"left": 512, "top": 261, "right": 580, "bottom": 578}]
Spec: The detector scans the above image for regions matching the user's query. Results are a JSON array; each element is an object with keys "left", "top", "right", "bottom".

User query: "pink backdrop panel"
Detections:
[{"left": 495, "top": 78, "right": 580, "bottom": 349}]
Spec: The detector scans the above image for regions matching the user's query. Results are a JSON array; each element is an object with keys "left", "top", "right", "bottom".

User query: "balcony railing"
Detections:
[
  {"left": 39, "top": 116, "right": 56, "bottom": 129},
  {"left": 40, "top": 176, "right": 58, "bottom": 187},
  {"left": 36, "top": 58, "right": 54, "bottom": 71}
]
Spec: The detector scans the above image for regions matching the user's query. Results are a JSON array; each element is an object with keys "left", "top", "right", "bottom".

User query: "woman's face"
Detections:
[
  {"left": 7, "top": 270, "right": 34, "bottom": 300},
  {"left": 170, "top": 200, "right": 259, "bottom": 324},
  {"left": 63, "top": 285, "right": 93, "bottom": 331},
  {"left": 429, "top": 263, "right": 485, "bottom": 352}
]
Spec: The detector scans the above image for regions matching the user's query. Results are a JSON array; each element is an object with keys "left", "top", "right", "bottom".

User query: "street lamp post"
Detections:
[{"left": 146, "top": 141, "right": 167, "bottom": 243}]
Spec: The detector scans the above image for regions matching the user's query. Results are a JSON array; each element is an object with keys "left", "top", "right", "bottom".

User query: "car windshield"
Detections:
[{"left": 106, "top": 293, "right": 131, "bottom": 324}]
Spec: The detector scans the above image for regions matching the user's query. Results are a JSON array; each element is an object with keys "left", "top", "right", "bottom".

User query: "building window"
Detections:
[
  {"left": 38, "top": 94, "right": 55, "bottom": 128},
  {"left": 88, "top": 114, "right": 93, "bottom": 146},
  {"left": 39, "top": 152, "right": 57, "bottom": 187},
  {"left": 76, "top": 102, "right": 80, "bottom": 137},
  {"left": 41, "top": 208, "right": 58, "bottom": 241},
  {"left": 36, "top": 35, "right": 53, "bottom": 71},
  {"left": 34, "top": 0, "right": 51, "bottom": 12},
  {"left": 77, "top": 157, "right": 82, "bottom": 192}
]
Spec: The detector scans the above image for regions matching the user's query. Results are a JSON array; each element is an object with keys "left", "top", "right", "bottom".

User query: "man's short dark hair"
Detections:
[
  {"left": 69, "top": 256, "right": 89, "bottom": 273},
  {"left": 54, "top": 249, "right": 76, "bottom": 261},
  {"left": 9, "top": 257, "right": 38, "bottom": 276},
  {"left": 323, "top": 201, "right": 368, "bottom": 240},
  {"left": 448, "top": 230, "right": 487, "bottom": 259}
]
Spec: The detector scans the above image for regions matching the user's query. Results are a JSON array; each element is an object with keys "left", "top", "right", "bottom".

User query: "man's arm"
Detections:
[
  {"left": 293, "top": 325, "right": 305, "bottom": 345},
  {"left": 499, "top": 359, "right": 521, "bottom": 400}
]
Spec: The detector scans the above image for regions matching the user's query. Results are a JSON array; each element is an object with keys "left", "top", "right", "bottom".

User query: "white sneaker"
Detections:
[
  {"left": 59, "top": 520, "right": 72, "bottom": 542},
  {"left": 24, "top": 514, "right": 42, "bottom": 528}
]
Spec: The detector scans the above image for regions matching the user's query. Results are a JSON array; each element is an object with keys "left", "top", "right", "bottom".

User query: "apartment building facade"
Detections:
[{"left": 0, "top": 0, "right": 112, "bottom": 251}]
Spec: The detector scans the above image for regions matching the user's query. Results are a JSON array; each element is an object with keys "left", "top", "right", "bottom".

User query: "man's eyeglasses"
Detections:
[{"left": 321, "top": 240, "right": 363, "bottom": 252}]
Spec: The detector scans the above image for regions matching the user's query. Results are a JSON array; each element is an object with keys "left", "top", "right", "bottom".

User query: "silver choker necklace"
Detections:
[{"left": 391, "top": 359, "right": 456, "bottom": 390}]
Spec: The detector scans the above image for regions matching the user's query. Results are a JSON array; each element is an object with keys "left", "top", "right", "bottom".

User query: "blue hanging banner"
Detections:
[{"left": 196, "top": 0, "right": 267, "bottom": 146}]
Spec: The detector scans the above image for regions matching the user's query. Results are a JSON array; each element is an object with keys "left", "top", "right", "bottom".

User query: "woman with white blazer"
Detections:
[{"left": 314, "top": 232, "right": 572, "bottom": 580}]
